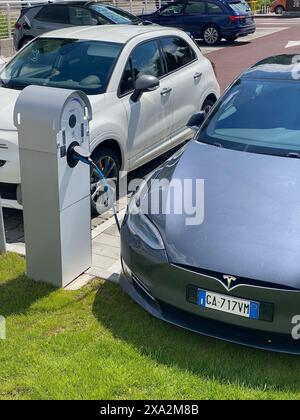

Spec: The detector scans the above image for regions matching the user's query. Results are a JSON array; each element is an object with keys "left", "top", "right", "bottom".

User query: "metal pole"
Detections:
[
  {"left": 0, "top": 196, "right": 6, "bottom": 254},
  {"left": 6, "top": 3, "right": 12, "bottom": 39}
]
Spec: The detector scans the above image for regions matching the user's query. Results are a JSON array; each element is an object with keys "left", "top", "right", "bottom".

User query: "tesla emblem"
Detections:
[{"left": 223, "top": 275, "right": 237, "bottom": 290}]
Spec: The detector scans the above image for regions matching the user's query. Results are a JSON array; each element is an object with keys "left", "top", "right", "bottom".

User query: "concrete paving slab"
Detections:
[{"left": 93, "top": 233, "right": 120, "bottom": 248}]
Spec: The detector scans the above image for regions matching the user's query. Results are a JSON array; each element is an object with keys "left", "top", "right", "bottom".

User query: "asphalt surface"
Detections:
[
  {"left": 3, "top": 16, "right": 300, "bottom": 244},
  {"left": 202, "top": 16, "right": 300, "bottom": 91}
]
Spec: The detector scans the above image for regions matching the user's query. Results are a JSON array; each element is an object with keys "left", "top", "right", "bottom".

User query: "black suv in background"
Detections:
[{"left": 14, "top": 1, "right": 146, "bottom": 50}]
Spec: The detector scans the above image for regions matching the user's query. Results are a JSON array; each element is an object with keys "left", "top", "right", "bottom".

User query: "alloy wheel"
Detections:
[{"left": 203, "top": 27, "right": 220, "bottom": 45}]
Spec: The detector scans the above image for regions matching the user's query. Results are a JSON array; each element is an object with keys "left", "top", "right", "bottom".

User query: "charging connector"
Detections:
[{"left": 66, "top": 143, "right": 121, "bottom": 232}]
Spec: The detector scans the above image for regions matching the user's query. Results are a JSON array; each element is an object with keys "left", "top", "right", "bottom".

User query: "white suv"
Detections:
[{"left": 0, "top": 25, "right": 220, "bottom": 213}]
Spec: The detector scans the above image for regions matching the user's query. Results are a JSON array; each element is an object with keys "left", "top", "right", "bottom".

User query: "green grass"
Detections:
[{"left": 0, "top": 253, "right": 300, "bottom": 400}]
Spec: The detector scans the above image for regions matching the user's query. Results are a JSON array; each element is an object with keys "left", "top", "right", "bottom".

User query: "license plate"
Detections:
[
  {"left": 246, "top": 17, "right": 253, "bottom": 23},
  {"left": 198, "top": 289, "right": 259, "bottom": 320}
]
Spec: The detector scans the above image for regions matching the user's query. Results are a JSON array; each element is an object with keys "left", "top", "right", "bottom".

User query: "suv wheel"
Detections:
[
  {"left": 202, "top": 25, "right": 221, "bottom": 45},
  {"left": 275, "top": 5, "right": 284, "bottom": 14},
  {"left": 90, "top": 146, "right": 120, "bottom": 215}
]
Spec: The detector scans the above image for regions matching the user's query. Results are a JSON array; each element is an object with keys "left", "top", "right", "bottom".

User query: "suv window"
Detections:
[
  {"left": 69, "top": 6, "right": 95, "bottom": 25},
  {"left": 119, "top": 60, "right": 134, "bottom": 96},
  {"left": 185, "top": 1, "right": 206, "bottom": 13},
  {"left": 119, "top": 40, "right": 163, "bottom": 96},
  {"left": 160, "top": 4, "right": 185, "bottom": 15},
  {"left": 229, "top": 1, "right": 251, "bottom": 14},
  {"left": 207, "top": 2, "right": 224, "bottom": 13},
  {"left": 90, "top": 4, "right": 141, "bottom": 24},
  {"left": 36, "top": 5, "right": 69, "bottom": 24},
  {"left": 160, "top": 37, "right": 196, "bottom": 73},
  {"left": 131, "top": 40, "right": 163, "bottom": 80}
]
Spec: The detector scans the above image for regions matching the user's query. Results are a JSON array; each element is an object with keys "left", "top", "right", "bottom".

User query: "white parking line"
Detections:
[{"left": 286, "top": 40, "right": 300, "bottom": 48}]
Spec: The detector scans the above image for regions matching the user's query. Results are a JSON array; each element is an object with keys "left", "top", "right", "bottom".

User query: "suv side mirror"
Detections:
[
  {"left": 131, "top": 75, "right": 160, "bottom": 102},
  {"left": 187, "top": 112, "right": 205, "bottom": 131}
]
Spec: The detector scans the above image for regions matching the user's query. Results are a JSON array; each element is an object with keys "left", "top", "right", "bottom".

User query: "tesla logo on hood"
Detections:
[{"left": 223, "top": 275, "right": 237, "bottom": 291}]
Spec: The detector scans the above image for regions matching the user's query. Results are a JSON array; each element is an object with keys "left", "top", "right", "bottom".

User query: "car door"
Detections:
[
  {"left": 181, "top": 1, "right": 208, "bottom": 37},
  {"left": 31, "top": 5, "right": 70, "bottom": 37},
  {"left": 160, "top": 36, "right": 204, "bottom": 138},
  {"left": 119, "top": 40, "right": 174, "bottom": 168}
]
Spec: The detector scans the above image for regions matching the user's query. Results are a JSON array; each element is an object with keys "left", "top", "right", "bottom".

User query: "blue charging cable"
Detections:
[{"left": 74, "top": 153, "right": 121, "bottom": 232}]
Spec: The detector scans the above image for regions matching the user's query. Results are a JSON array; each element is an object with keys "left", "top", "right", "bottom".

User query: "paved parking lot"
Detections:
[
  {"left": 203, "top": 16, "right": 300, "bottom": 90},
  {"left": 3, "top": 16, "right": 300, "bottom": 286}
]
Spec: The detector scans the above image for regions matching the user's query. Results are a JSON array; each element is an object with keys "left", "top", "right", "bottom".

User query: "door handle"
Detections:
[
  {"left": 161, "top": 87, "right": 172, "bottom": 95},
  {"left": 194, "top": 72, "right": 202, "bottom": 80}
]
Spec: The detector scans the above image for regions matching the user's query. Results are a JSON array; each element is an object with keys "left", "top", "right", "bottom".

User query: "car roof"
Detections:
[
  {"left": 39, "top": 1, "right": 88, "bottom": 5},
  {"left": 40, "top": 24, "right": 181, "bottom": 44},
  {"left": 241, "top": 55, "right": 300, "bottom": 81},
  {"left": 22, "top": 1, "right": 107, "bottom": 12}
]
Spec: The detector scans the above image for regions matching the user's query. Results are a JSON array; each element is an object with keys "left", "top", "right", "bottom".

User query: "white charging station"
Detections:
[{"left": 14, "top": 85, "right": 92, "bottom": 287}]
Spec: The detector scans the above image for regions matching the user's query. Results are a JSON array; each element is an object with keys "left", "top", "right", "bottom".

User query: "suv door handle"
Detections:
[
  {"left": 161, "top": 87, "right": 172, "bottom": 95},
  {"left": 194, "top": 72, "right": 202, "bottom": 80}
]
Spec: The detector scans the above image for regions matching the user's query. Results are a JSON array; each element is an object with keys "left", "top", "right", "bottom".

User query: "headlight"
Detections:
[{"left": 126, "top": 180, "right": 165, "bottom": 250}]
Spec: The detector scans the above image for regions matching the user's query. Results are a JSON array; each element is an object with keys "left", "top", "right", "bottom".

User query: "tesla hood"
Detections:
[{"left": 149, "top": 140, "right": 300, "bottom": 288}]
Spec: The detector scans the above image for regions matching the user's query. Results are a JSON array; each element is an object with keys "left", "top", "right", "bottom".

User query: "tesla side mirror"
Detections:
[
  {"left": 187, "top": 112, "right": 205, "bottom": 131},
  {"left": 131, "top": 75, "right": 160, "bottom": 103}
]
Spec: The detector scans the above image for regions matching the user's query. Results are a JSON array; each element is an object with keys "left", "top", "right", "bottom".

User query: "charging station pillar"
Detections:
[{"left": 14, "top": 86, "right": 92, "bottom": 287}]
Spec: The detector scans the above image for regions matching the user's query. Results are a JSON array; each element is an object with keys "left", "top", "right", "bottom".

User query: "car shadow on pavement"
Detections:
[
  {"left": 93, "top": 281, "right": 300, "bottom": 393},
  {"left": 197, "top": 40, "right": 251, "bottom": 48}
]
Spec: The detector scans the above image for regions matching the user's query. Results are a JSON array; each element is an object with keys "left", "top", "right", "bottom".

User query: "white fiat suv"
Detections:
[{"left": 0, "top": 25, "right": 219, "bottom": 213}]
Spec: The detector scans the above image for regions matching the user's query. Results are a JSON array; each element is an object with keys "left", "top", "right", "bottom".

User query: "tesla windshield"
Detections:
[
  {"left": 0, "top": 38, "right": 122, "bottom": 95},
  {"left": 199, "top": 78, "right": 300, "bottom": 156}
]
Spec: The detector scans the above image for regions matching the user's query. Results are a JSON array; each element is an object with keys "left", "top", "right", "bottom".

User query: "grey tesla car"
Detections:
[{"left": 120, "top": 55, "right": 300, "bottom": 355}]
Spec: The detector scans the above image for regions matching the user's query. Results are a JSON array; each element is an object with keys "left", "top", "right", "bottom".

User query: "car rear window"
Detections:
[{"left": 228, "top": 1, "right": 251, "bottom": 14}]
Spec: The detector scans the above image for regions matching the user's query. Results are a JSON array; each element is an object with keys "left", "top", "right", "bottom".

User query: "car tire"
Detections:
[
  {"left": 201, "top": 97, "right": 216, "bottom": 115},
  {"left": 202, "top": 25, "right": 221, "bottom": 45},
  {"left": 275, "top": 5, "right": 284, "bottom": 14},
  {"left": 90, "top": 146, "right": 120, "bottom": 216},
  {"left": 18, "top": 37, "right": 33, "bottom": 50}
]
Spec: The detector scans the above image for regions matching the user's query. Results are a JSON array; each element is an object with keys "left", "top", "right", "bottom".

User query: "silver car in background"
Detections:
[{"left": 13, "top": 1, "right": 146, "bottom": 50}]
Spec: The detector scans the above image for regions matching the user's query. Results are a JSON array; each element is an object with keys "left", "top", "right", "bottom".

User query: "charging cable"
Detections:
[{"left": 68, "top": 144, "right": 121, "bottom": 232}]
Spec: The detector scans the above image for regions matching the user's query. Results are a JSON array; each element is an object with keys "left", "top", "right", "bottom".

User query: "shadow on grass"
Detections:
[
  {"left": 93, "top": 281, "right": 300, "bottom": 393},
  {"left": 0, "top": 275, "right": 55, "bottom": 317}
]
